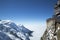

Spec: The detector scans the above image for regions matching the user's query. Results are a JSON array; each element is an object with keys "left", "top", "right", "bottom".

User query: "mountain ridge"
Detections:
[{"left": 0, "top": 20, "right": 33, "bottom": 40}]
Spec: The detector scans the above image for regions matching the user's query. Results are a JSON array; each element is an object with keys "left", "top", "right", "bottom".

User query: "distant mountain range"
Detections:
[{"left": 0, "top": 20, "right": 33, "bottom": 40}]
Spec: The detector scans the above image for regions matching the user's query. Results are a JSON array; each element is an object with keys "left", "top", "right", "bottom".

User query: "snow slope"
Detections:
[{"left": 0, "top": 20, "right": 33, "bottom": 40}]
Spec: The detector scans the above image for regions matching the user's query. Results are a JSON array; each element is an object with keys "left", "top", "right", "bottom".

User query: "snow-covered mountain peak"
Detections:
[
  {"left": 0, "top": 20, "right": 13, "bottom": 24},
  {"left": 0, "top": 20, "right": 33, "bottom": 40}
]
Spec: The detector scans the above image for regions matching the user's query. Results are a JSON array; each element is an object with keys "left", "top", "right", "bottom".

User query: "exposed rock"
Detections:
[{"left": 41, "top": 0, "right": 60, "bottom": 40}]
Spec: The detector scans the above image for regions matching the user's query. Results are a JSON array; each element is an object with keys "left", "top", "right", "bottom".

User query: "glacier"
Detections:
[{"left": 0, "top": 20, "right": 33, "bottom": 40}]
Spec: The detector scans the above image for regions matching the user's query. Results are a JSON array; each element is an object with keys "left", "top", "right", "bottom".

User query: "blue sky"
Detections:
[
  {"left": 0, "top": 0, "right": 57, "bottom": 40},
  {"left": 0, "top": 0, "right": 57, "bottom": 24}
]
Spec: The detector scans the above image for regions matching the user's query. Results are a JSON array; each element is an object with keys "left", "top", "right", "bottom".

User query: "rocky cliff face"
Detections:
[
  {"left": 41, "top": 0, "right": 60, "bottom": 40},
  {"left": 41, "top": 17, "right": 60, "bottom": 40}
]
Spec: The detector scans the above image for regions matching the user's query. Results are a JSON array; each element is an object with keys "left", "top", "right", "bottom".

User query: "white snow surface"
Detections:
[{"left": 0, "top": 20, "right": 33, "bottom": 40}]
